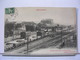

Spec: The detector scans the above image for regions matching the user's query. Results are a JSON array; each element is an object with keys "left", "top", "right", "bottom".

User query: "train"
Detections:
[{"left": 4, "top": 30, "right": 51, "bottom": 51}]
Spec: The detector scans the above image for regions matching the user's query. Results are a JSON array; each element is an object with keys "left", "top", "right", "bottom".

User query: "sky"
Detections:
[{"left": 5, "top": 7, "right": 76, "bottom": 26}]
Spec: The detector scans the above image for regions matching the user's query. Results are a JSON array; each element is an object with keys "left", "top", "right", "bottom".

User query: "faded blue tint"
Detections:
[{"left": 0, "top": 0, "right": 80, "bottom": 60}]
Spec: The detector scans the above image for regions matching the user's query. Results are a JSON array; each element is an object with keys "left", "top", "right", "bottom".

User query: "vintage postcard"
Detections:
[{"left": 4, "top": 7, "right": 77, "bottom": 55}]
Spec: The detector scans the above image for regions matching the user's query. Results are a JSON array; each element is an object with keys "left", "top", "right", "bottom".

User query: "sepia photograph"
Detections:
[{"left": 4, "top": 7, "right": 77, "bottom": 55}]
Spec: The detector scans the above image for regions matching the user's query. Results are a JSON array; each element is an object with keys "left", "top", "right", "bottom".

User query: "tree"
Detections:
[{"left": 5, "top": 22, "right": 15, "bottom": 37}]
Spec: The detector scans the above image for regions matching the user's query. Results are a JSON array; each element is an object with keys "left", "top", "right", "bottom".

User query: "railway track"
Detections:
[
  {"left": 5, "top": 32, "right": 61, "bottom": 52},
  {"left": 23, "top": 31, "right": 75, "bottom": 54},
  {"left": 5, "top": 31, "right": 75, "bottom": 53}
]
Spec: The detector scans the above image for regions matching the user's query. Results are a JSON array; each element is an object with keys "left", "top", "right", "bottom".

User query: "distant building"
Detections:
[
  {"left": 21, "top": 21, "right": 37, "bottom": 31},
  {"left": 38, "top": 19, "right": 54, "bottom": 31},
  {"left": 41, "top": 19, "right": 53, "bottom": 25}
]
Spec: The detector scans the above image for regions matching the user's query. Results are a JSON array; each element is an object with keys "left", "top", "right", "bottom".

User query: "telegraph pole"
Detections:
[
  {"left": 61, "top": 27, "right": 63, "bottom": 42},
  {"left": 26, "top": 31, "right": 31, "bottom": 54},
  {"left": 27, "top": 37, "right": 29, "bottom": 54}
]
